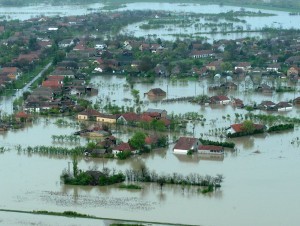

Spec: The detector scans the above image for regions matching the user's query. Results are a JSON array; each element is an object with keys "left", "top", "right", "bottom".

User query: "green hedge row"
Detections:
[
  {"left": 268, "top": 124, "right": 294, "bottom": 132},
  {"left": 199, "top": 138, "right": 235, "bottom": 148}
]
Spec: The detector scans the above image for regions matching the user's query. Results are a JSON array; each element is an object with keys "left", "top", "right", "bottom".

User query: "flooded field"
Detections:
[
  {"left": 1, "top": 2, "right": 299, "bottom": 41},
  {"left": 118, "top": 3, "right": 299, "bottom": 41},
  {"left": 0, "top": 3, "right": 104, "bottom": 20}
]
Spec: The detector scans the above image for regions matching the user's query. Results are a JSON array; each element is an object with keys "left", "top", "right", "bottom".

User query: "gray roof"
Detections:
[{"left": 145, "top": 108, "right": 166, "bottom": 113}]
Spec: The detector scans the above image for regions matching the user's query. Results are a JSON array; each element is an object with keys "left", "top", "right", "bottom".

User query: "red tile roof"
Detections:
[
  {"left": 217, "top": 95, "right": 230, "bottom": 101},
  {"left": 15, "top": 111, "right": 30, "bottom": 118},
  {"left": 17, "top": 52, "right": 39, "bottom": 61},
  {"left": 145, "top": 135, "right": 159, "bottom": 145},
  {"left": 231, "top": 123, "right": 265, "bottom": 133},
  {"left": 174, "top": 137, "right": 198, "bottom": 150},
  {"left": 161, "top": 118, "right": 171, "bottom": 126},
  {"left": 140, "top": 114, "right": 153, "bottom": 122},
  {"left": 211, "top": 95, "right": 230, "bottom": 102},
  {"left": 114, "top": 142, "right": 133, "bottom": 151},
  {"left": 121, "top": 112, "right": 140, "bottom": 121},
  {"left": 1, "top": 67, "right": 19, "bottom": 74},
  {"left": 42, "top": 80, "right": 63, "bottom": 88}
]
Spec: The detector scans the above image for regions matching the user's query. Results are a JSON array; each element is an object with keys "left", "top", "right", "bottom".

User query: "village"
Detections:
[
  {"left": 0, "top": 4, "right": 300, "bottom": 226},
  {"left": 0, "top": 10, "right": 299, "bottom": 159}
]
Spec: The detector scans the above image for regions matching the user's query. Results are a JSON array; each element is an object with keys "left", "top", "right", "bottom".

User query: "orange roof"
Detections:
[
  {"left": 42, "top": 80, "right": 62, "bottom": 88},
  {"left": 121, "top": 112, "right": 140, "bottom": 121},
  {"left": 174, "top": 137, "right": 198, "bottom": 150},
  {"left": 114, "top": 142, "right": 133, "bottom": 151},
  {"left": 231, "top": 123, "right": 265, "bottom": 133},
  {"left": 161, "top": 118, "right": 171, "bottom": 126},
  {"left": 1, "top": 67, "right": 18, "bottom": 74},
  {"left": 140, "top": 114, "right": 153, "bottom": 122},
  {"left": 15, "top": 111, "right": 29, "bottom": 118},
  {"left": 145, "top": 135, "right": 159, "bottom": 145}
]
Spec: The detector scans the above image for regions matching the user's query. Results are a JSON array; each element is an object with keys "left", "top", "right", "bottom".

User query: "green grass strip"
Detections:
[{"left": 0, "top": 209, "right": 200, "bottom": 226}]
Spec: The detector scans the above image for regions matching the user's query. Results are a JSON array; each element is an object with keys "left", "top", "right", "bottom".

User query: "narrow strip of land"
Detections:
[{"left": 0, "top": 208, "right": 200, "bottom": 226}]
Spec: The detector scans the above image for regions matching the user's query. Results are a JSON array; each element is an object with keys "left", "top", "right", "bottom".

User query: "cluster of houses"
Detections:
[
  {"left": 206, "top": 95, "right": 298, "bottom": 112},
  {"left": 83, "top": 132, "right": 163, "bottom": 157},
  {"left": 2, "top": 10, "right": 300, "bottom": 91},
  {"left": 2, "top": 10, "right": 300, "bottom": 97},
  {"left": 258, "top": 100, "right": 294, "bottom": 112},
  {"left": 77, "top": 108, "right": 171, "bottom": 127},
  {"left": 172, "top": 122, "right": 266, "bottom": 156}
]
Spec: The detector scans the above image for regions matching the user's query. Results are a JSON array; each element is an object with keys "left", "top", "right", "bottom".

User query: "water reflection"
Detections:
[{"left": 173, "top": 153, "right": 201, "bottom": 163}]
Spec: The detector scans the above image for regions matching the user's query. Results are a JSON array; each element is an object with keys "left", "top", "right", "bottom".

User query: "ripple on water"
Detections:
[{"left": 40, "top": 191, "right": 156, "bottom": 211}]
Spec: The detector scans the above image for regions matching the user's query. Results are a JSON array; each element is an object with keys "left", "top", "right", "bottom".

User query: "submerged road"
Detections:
[{"left": 0, "top": 62, "right": 52, "bottom": 115}]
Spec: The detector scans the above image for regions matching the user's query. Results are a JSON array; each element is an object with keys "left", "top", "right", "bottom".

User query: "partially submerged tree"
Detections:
[
  {"left": 129, "top": 131, "right": 146, "bottom": 150},
  {"left": 241, "top": 120, "right": 255, "bottom": 133}
]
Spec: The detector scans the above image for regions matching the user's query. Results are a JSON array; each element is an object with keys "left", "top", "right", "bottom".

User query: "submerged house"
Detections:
[
  {"left": 112, "top": 142, "right": 135, "bottom": 156},
  {"left": 77, "top": 109, "right": 101, "bottom": 120},
  {"left": 96, "top": 113, "right": 118, "bottom": 123},
  {"left": 276, "top": 102, "right": 293, "bottom": 112},
  {"left": 259, "top": 101, "right": 276, "bottom": 111},
  {"left": 145, "top": 88, "right": 166, "bottom": 97},
  {"left": 173, "top": 137, "right": 200, "bottom": 154},
  {"left": 227, "top": 123, "right": 265, "bottom": 134},
  {"left": 210, "top": 95, "right": 231, "bottom": 105},
  {"left": 144, "top": 108, "right": 167, "bottom": 119}
]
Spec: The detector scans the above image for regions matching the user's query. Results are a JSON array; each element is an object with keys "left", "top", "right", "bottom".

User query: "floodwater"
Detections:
[
  {"left": 0, "top": 3, "right": 104, "bottom": 20},
  {"left": 1, "top": 127, "right": 300, "bottom": 226},
  {"left": 88, "top": 75, "right": 300, "bottom": 117},
  {"left": 118, "top": 3, "right": 299, "bottom": 41},
  {"left": 0, "top": 2, "right": 299, "bottom": 41},
  {"left": 1, "top": 75, "right": 300, "bottom": 226}
]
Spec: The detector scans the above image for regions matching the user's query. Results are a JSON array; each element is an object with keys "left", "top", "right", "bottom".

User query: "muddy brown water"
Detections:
[{"left": 0, "top": 114, "right": 300, "bottom": 226}]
